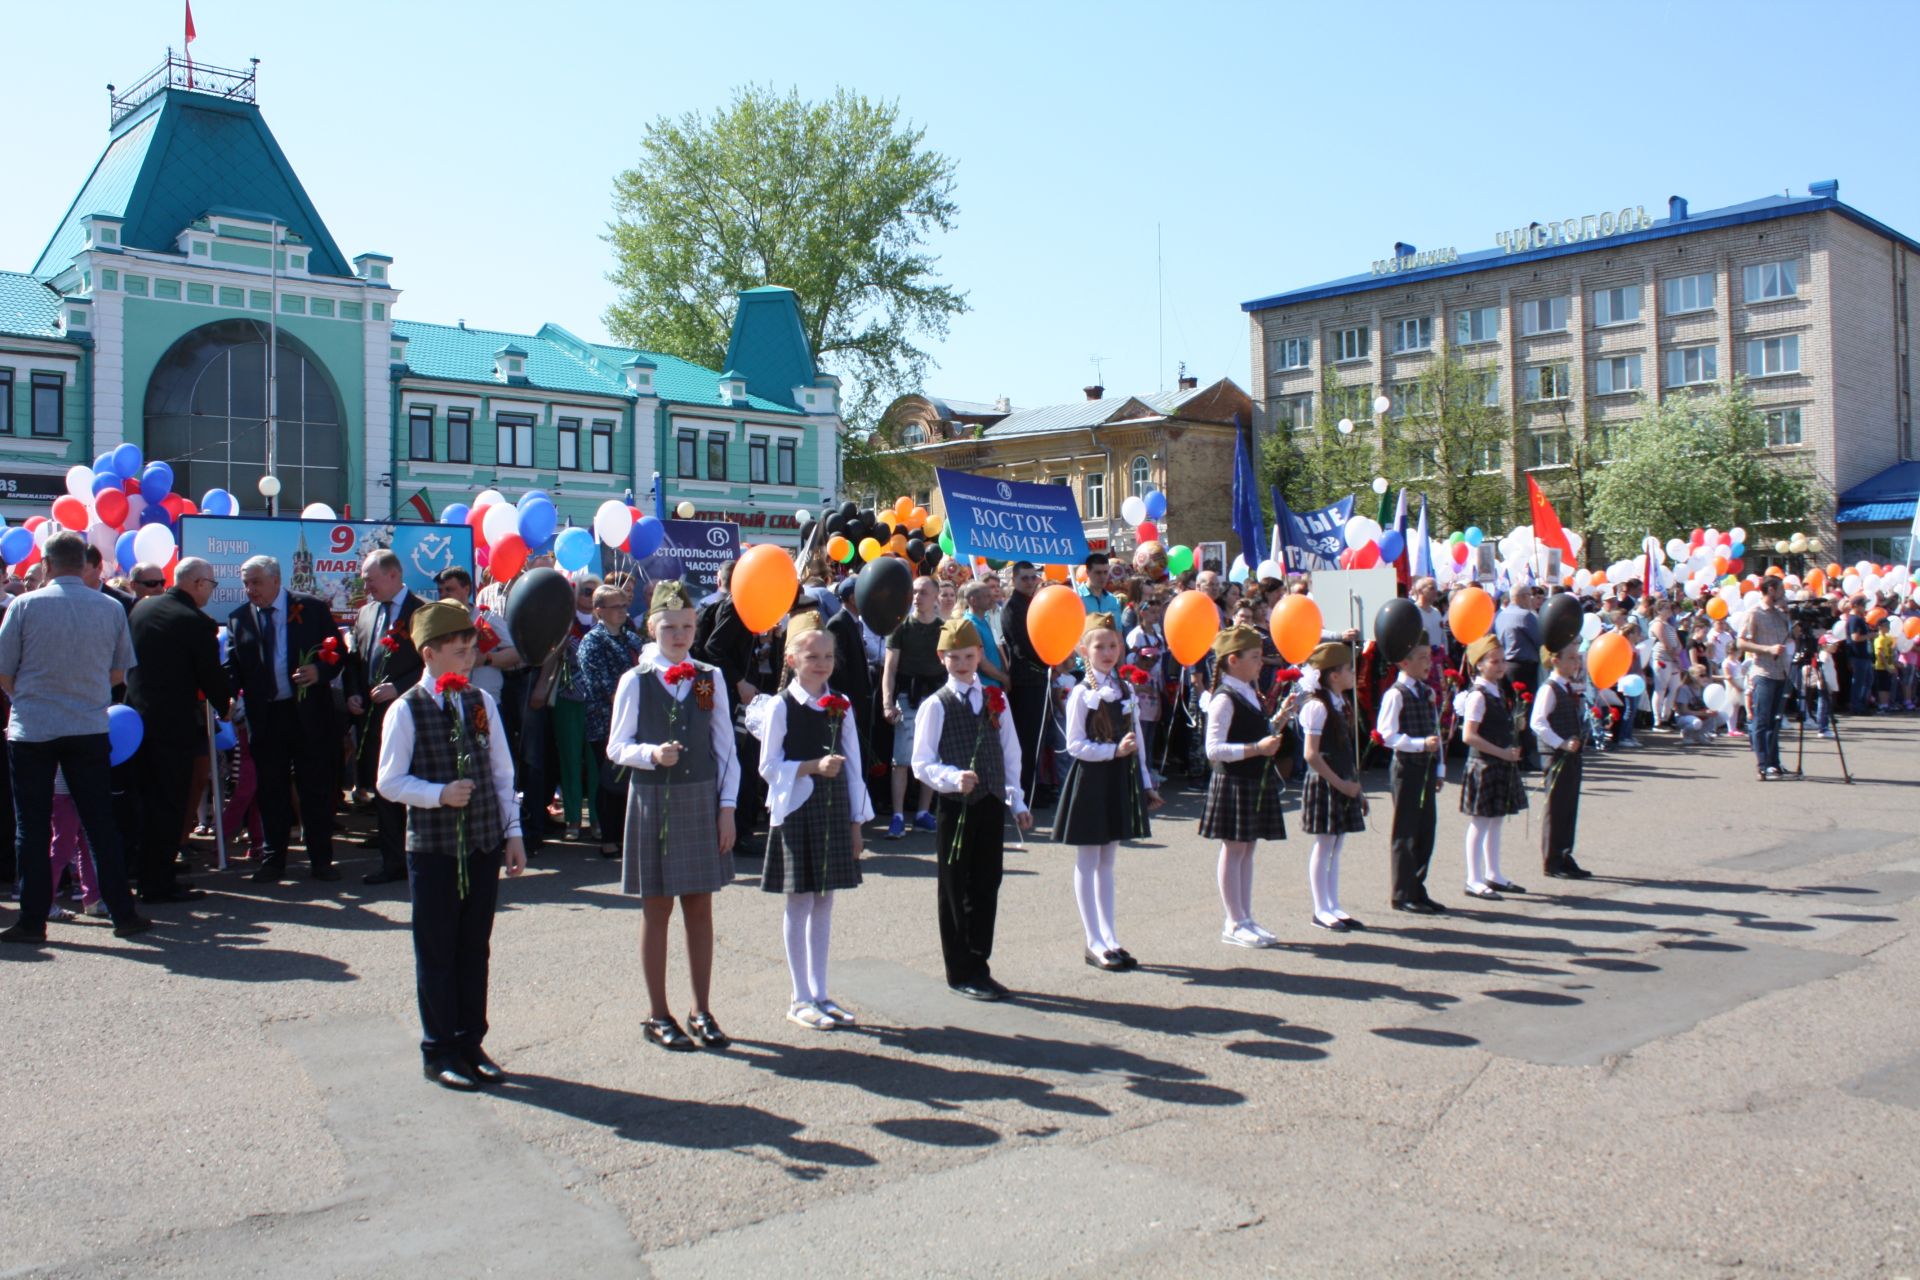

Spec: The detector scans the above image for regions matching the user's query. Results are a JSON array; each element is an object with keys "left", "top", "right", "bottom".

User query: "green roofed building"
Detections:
[{"left": 1, "top": 53, "right": 846, "bottom": 544}]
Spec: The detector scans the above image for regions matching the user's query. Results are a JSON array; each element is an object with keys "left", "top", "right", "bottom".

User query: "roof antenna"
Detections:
[{"left": 1090, "top": 353, "right": 1106, "bottom": 386}]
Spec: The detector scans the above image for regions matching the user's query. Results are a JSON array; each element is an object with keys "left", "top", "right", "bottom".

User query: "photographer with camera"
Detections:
[{"left": 1736, "top": 576, "right": 1793, "bottom": 780}]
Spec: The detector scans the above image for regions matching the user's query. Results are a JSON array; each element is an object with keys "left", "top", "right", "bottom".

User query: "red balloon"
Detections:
[
  {"left": 1136, "top": 520, "right": 1158, "bottom": 543},
  {"left": 161, "top": 494, "right": 189, "bottom": 517},
  {"left": 1717, "top": 532, "right": 1732, "bottom": 545},
  {"left": 1728, "top": 557, "right": 1743, "bottom": 574},
  {"left": 1690, "top": 527, "right": 1705, "bottom": 545},
  {"left": 23, "top": 516, "right": 46, "bottom": 531},
  {"left": 1351, "top": 541, "right": 1382, "bottom": 569},
  {"left": 467, "top": 504, "right": 491, "bottom": 538},
  {"left": 95, "top": 488, "right": 129, "bottom": 527},
  {"left": 51, "top": 496, "right": 89, "bottom": 530},
  {"left": 1337, "top": 549, "right": 1355, "bottom": 568},
  {"left": 490, "top": 533, "right": 528, "bottom": 580},
  {"left": 1451, "top": 541, "right": 1471, "bottom": 564}
]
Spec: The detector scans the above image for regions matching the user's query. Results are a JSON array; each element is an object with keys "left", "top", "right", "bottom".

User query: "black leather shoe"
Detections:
[
  {"left": 1422, "top": 897, "right": 1448, "bottom": 913},
  {"left": 1085, "top": 947, "right": 1126, "bottom": 971},
  {"left": 1488, "top": 879, "right": 1527, "bottom": 895},
  {"left": 979, "top": 976, "right": 1012, "bottom": 999},
  {"left": 687, "top": 1010, "right": 731, "bottom": 1049},
  {"left": 950, "top": 980, "right": 1005, "bottom": 1001},
  {"left": 250, "top": 862, "right": 287, "bottom": 884},
  {"left": 461, "top": 1048, "right": 507, "bottom": 1085},
  {"left": 1, "top": 921, "right": 48, "bottom": 945},
  {"left": 141, "top": 886, "right": 206, "bottom": 904},
  {"left": 1546, "top": 863, "right": 1593, "bottom": 880},
  {"left": 1111, "top": 948, "right": 1139, "bottom": 970},
  {"left": 1339, "top": 916, "right": 1367, "bottom": 931},
  {"left": 1393, "top": 899, "right": 1438, "bottom": 915},
  {"left": 113, "top": 914, "right": 153, "bottom": 938},
  {"left": 310, "top": 866, "right": 342, "bottom": 882},
  {"left": 363, "top": 869, "right": 407, "bottom": 886},
  {"left": 424, "top": 1057, "right": 480, "bottom": 1091},
  {"left": 643, "top": 1016, "right": 697, "bottom": 1051}
]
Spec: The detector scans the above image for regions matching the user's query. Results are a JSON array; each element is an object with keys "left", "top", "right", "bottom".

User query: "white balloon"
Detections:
[
  {"left": 257, "top": 474, "right": 282, "bottom": 498},
  {"left": 795, "top": 508, "right": 813, "bottom": 525},
  {"left": 1566, "top": 531, "right": 1584, "bottom": 555},
  {"left": 1729, "top": 526, "right": 1746, "bottom": 543},
  {"left": 593, "top": 499, "right": 631, "bottom": 547},
  {"left": 1370, "top": 477, "right": 1389, "bottom": 495},
  {"left": 1843, "top": 574, "right": 1863, "bottom": 595},
  {"left": 1343, "top": 516, "right": 1380, "bottom": 550},
  {"left": 1665, "top": 539, "right": 1689, "bottom": 563},
  {"left": 301, "top": 502, "right": 336, "bottom": 521},
  {"left": 482, "top": 503, "right": 521, "bottom": 545},
  {"left": 1702, "top": 683, "right": 1729, "bottom": 713},
  {"left": 87, "top": 520, "right": 117, "bottom": 564},
  {"left": 675, "top": 500, "right": 696, "bottom": 519},
  {"left": 1580, "top": 613, "right": 1603, "bottom": 641},
  {"left": 133, "top": 523, "right": 175, "bottom": 565},
  {"left": 1120, "top": 495, "right": 1148, "bottom": 526},
  {"left": 473, "top": 489, "right": 506, "bottom": 508},
  {"left": 66, "top": 464, "right": 96, "bottom": 503},
  {"left": 1372, "top": 395, "right": 1391, "bottom": 415},
  {"left": 1336, "top": 418, "right": 1354, "bottom": 435},
  {"left": 124, "top": 494, "right": 148, "bottom": 526},
  {"left": 1256, "top": 559, "right": 1283, "bottom": 581}
]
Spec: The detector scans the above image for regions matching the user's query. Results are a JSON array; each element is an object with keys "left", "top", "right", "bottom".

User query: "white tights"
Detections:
[
  {"left": 1073, "top": 843, "right": 1120, "bottom": 952},
  {"left": 1464, "top": 816, "right": 1505, "bottom": 890},
  {"left": 1308, "top": 834, "right": 1348, "bottom": 923},
  {"left": 782, "top": 892, "right": 835, "bottom": 1004},
  {"left": 1217, "top": 842, "right": 1257, "bottom": 928}
]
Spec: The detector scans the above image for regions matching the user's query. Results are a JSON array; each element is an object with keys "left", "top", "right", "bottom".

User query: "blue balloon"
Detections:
[
  {"left": 554, "top": 526, "right": 595, "bottom": 572},
  {"left": 516, "top": 489, "right": 552, "bottom": 512},
  {"left": 141, "top": 462, "right": 174, "bottom": 500},
  {"left": 111, "top": 443, "right": 143, "bottom": 479},
  {"left": 1143, "top": 488, "right": 1168, "bottom": 521},
  {"left": 1229, "top": 561, "right": 1250, "bottom": 584},
  {"left": 91, "top": 473, "right": 122, "bottom": 497},
  {"left": 628, "top": 515, "right": 664, "bottom": 559},
  {"left": 94, "top": 453, "right": 116, "bottom": 476},
  {"left": 1617, "top": 673, "right": 1647, "bottom": 699},
  {"left": 139, "top": 505, "right": 172, "bottom": 530},
  {"left": 1464, "top": 526, "right": 1485, "bottom": 546},
  {"left": 441, "top": 502, "right": 470, "bottom": 526},
  {"left": 0, "top": 527, "right": 35, "bottom": 564},
  {"left": 107, "top": 704, "right": 144, "bottom": 766},
  {"left": 201, "top": 488, "right": 236, "bottom": 517},
  {"left": 517, "top": 497, "right": 558, "bottom": 546},
  {"left": 214, "top": 720, "right": 238, "bottom": 752},
  {"left": 1729, "top": 540, "right": 1745, "bottom": 558},
  {"left": 1377, "top": 530, "right": 1406, "bottom": 562},
  {"left": 116, "top": 531, "right": 139, "bottom": 569}
]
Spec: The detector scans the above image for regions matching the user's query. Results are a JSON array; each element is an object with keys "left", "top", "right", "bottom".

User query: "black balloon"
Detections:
[
  {"left": 860, "top": 508, "right": 877, "bottom": 528},
  {"left": 906, "top": 537, "right": 926, "bottom": 561},
  {"left": 1373, "top": 597, "right": 1425, "bottom": 665},
  {"left": 504, "top": 567, "right": 576, "bottom": 668},
  {"left": 1539, "top": 592, "right": 1583, "bottom": 653},
  {"left": 826, "top": 515, "right": 847, "bottom": 535},
  {"left": 840, "top": 501, "right": 858, "bottom": 520},
  {"left": 922, "top": 547, "right": 943, "bottom": 572},
  {"left": 855, "top": 556, "right": 914, "bottom": 636}
]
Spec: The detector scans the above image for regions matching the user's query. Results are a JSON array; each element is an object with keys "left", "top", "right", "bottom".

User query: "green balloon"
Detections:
[
  {"left": 1448, "top": 532, "right": 1465, "bottom": 545},
  {"left": 1168, "top": 544, "right": 1194, "bottom": 575},
  {"left": 939, "top": 528, "right": 955, "bottom": 555}
]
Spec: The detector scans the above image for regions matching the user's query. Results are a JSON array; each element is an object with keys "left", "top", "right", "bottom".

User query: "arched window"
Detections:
[
  {"left": 1130, "top": 454, "right": 1151, "bottom": 495},
  {"left": 144, "top": 320, "right": 346, "bottom": 514}
]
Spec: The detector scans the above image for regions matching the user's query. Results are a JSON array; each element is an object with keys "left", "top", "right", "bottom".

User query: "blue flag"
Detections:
[
  {"left": 1230, "top": 418, "right": 1266, "bottom": 573},
  {"left": 1269, "top": 488, "right": 1353, "bottom": 573}
]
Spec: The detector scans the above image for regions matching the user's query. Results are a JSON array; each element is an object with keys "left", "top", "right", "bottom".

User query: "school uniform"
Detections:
[
  {"left": 1376, "top": 673, "right": 1445, "bottom": 904},
  {"left": 1052, "top": 671, "right": 1154, "bottom": 846},
  {"left": 1460, "top": 678, "right": 1527, "bottom": 817},
  {"left": 1299, "top": 692, "right": 1365, "bottom": 835},
  {"left": 911, "top": 676, "right": 1028, "bottom": 989},
  {"left": 1198, "top": 675, "right": 1286, "bottom": 842},
  {"left": 606, "top": 655, "right": 740, "bottom": 897},
  {"left": 1530, "top": 673, "right": 1588, "bottom": 877},
  {"left": 755, "top": 683, "right": 875, "bottom": 894}
]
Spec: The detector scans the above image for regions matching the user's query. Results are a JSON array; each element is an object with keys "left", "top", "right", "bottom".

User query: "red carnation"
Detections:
[
  {"left": 1369, "top": 729, "right": 1385, "bottom": 746},
  {"left": 1443, "top": 668, "right": 1462, "bottom": 682},
  {"left": 818, "top": 692, "right": 852, "bottom": 719},
  {"left": 1511, "top": 680, "right": 1530, "bottom": 695},
  {"left": 1275, "top": 667, "right": 1303, "bottom": 683},
  {"left": 661, "top": 661, "right": 697, "bottom": 685},
  {"left": 1116, "top": 664, "right": 1149, "bottom": 686},
  {"left": 983, "top": 687, "right": 1007, "bottom": 716},
  {"left": 318, "top": 635, "right": 343, "bottom": 666},
  {"left": 380, "top": 634, "right": 400, "bottom": 653},
  {"left": 435, "top": 672, "right": 471, "bottom": 696}
]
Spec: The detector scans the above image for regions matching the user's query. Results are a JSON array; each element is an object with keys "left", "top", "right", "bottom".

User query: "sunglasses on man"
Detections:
[{"left": 135, "top": 578, "right": 165, "bottom": 588}]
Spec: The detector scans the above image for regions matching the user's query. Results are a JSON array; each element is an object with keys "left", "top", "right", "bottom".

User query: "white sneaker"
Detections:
[{"left": 1221, "top": 923, "right": 1270, "bottom": 948}]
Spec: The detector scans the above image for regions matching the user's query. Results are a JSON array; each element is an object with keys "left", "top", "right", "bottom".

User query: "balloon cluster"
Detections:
[
  {"left": 821, "top": 496, "right": 945, "bottom": 575},
  {"left": 436, "top": 488, "right": 665, "bottom": 581},
  {"left": 1119, "top": 488, "right": 1194, "bottom": 580}
]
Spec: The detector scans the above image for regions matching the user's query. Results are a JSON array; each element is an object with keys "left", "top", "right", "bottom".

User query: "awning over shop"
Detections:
[{"left": 1836, "top": 459, "right": 1920, "bottom": 523}]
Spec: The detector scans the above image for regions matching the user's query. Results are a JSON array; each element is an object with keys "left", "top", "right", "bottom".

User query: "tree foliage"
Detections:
[{"left": 605, "top": 85, "right": 966, "bottom": 495}]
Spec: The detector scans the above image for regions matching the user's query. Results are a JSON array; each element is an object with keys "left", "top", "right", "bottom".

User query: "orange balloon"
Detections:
[
  {"left": 1827, "top": 563, "right": 1843, "bottom": 578},
  {"left": 893, "top": 495, "right": 914, "bottom": 520},
  {"left": 1586, "top": 630, "right": 1632, "bottom": 689},
  {"left": 1043, "top": 562, "right": 1069, "bottom": 582},
  {"left": 923, "top": 513, "right": 944, "bottom": 538},
  {"left": 1590, "top": 570, "right": 1607, "bottom": 586},
  {"left": 1271, "top": 594, "right": 1323, "bottom": 664},
  {"left": 1164, "top": 589, "right": 1223, "bottom": 667},
  {"left": 1027, "top": 585, "right": 1087, "bottom": 667},
  {"left": 1448, "top": 585, "right": 1495, "bottom": 645},
  {"left": 1705, "top": 596, "right": 1729, "bottom": 621},
  {"left": 732, "top": 543, "right": 800, "bottom": 634},
  {"left": 906, "top": 506, "right": 927, "bottom": 531},
  {"left": 490, "top": 534, "right": 529, "bottom": 581},
  {"left": 1807, "top": 569, "right": 1826, "bottom": 593},
  {"left": 1867, "top": 607, "right": 1888, "bottom": 627},
  {"left": 889, "top": 533, "right": 908, "bottom": 555},
  {"left": 1712, "top": 555, "right": 1730, "bottom": 576},
  {"left": 826, "top": 534, "right": 851, "bottom": 561},
  {"left": 1905, "top": 617, "right": 1920, "bottom": 641}
]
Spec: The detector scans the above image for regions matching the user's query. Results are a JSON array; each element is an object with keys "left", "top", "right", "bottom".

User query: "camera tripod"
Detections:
[{"left": 1793, "top": 682, "right": 1853, "bottom": 784}]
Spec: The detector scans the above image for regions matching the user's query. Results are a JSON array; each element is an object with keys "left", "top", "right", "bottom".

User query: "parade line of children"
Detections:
[{"left": 389, "top": 583, "right": 1594, "bottom": 1093}]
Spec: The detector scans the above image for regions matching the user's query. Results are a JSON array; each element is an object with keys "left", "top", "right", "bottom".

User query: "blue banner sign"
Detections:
[
  {"left": 1270, "top": 490, "right": 1353, "bottom": 573},
  {"left": 635, "top": 519, "right": 741, "bottom": 592},
  {"left": 936, "top": 467, "right": 1091, "bottom": 565},
  {"left": 179, "top": 515, "right": 474, "bottom": 620}
]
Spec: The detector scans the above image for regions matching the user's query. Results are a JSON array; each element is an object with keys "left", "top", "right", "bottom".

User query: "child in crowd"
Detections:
[
  {"left": 1298, "top": 642, "right": 1365, "bottom": 932},
  {"left": 1375, "top": 637, "right": 1446, "bottom": 914},
  {"left": 607, "top": 582, "right": 740, "bottom": 1051},
  {"left": 374, "top": 600, "right": 527, "bottom": 1092},
  {"left": 1458, "top": 634, "right": 1527, "bottom": 900},
  {"left": 1053, "top": 614, "right": 1163, "bottom": 971},
  {"left": 749, "top": 615, "right": 870, "bottom": 1030},
  {"left": 1872, "top": 617, "right": 1897, "bottom": 712},
  {"left": 1199, "top": 624, "right": 1293, "bottom": 949},
  {"left": 1530, "top": 643, "right": 1592, "bottom": 880},
  {"left": 47, "top": 768, "right": 101, "bottom": 921},
  {"left": 1125, "top": 597, "right": 1167, "bottom": 785}
]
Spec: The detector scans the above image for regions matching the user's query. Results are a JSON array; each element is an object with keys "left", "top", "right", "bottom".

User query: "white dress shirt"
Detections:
[
  {"left": 859, "top": 615, "right": 884, "bottom": 665},
  {"left": 375, "top": 686, "right": 522, "bottom": 838},
  {"left": 1064, "top": 671, "right": 1154, "bottom": 791},
  {"left": 605, "top": 654, "right": 740, "bottom": 807},
  {"left": 1530, "top": 673, "right": 1580, "bottom": 751},
  {"left": 1461, "top": 677, "right": 1501, "bottom": 728},
  {"left": 746, "top": 682, "right": 877, "bottom": 828},
  {"left": 1297, "top": 690, "right": 1345, "bottom": 739},
  {"left": 910, "top": 675, "right": 1028, "bottom": 814},
  {"left": 1376, "top": 674, "right": 1446, "bottom": 779},
  {"left": 1204, "top": 675, "right": 1266, "bottom": 762}
]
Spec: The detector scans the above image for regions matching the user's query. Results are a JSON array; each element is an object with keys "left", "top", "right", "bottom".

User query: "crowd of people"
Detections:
[{"left": 1, "top": 527, "right": 1912, "bottom": 1092}]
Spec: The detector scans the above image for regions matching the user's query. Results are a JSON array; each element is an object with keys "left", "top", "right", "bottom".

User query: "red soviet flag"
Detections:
[
  {"left": 1526, "top": 474, "right": 1572, "bottom": 558},
  {"left": 183, "top": 0, "right": 197, "bottom": 87}
]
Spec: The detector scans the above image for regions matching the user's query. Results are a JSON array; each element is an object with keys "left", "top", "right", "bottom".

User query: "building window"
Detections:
[
  {"left": 677, "top": 431, "right": 698, "bottom": 478},
  {"left": 1273, "top": 336, "right": 1310, "bottom": 370},
  {"left": 1390, "top": 380, "right": 1435, "bottom": 418},
  {"left": 1664, "top": 272, "right": 1715, "bottom": 314},
  {"left": 30, "top": 372, "right": 63, "bottom": 437},
  {"left": 1746, "top": 335, "right": 1801, "bottom": 377},
  {"left": 1518, "top": 296, "right": 1569, "bottom": 336},
  {"left": 0, "top": 369, "right": 11, "bottom": 434},
  {"left": 749, "top": 437, "right": 769, "bottom": 483},
  {"left": 557, "top": 417, "right": 581, "bottom": 470},
  {"left": 1085, "top": 470, "right": 1106, "bottom": 520},
  {"left": 443, "top": 409, "right": 470, "bottom": 463},
  {"left": 1592, "top": 286, "right": 1642, "bottom": 327},
  {"left": 1049, "top": 475, "right": 1070, "bottom": 486},
  {"left": 1524, "top": 363, "right": 1572, "bottom": 402},
  {"left": 1744, "top": 260, "right": 1799, "bottom": 302},
  {"left": 707, "top": 433, "right": 728, "bottom": 481},
  {"left": 495, "top": 413, "right": 535, "bottom": 468},
  {"left": 1405, "top": 446, "right": 1436, "bottom": 479},
  {"left": 408, "top": 406, "right": 434, "bottom": 461},
  {"left": 1130, "top": 455, "right": 1150, "bottom": 495},
  {"left": 1764, "top": 407, "right": 1804, "bottom": 447},
  {"left": 1455, "top": 306, "right": 1499, "bottom": 345},
  {"left": 1528, "top": 430, "right": 1573, "bottom": 468},
  {"left": 1589, "top": 422, "right": 1623, "bottom": 460},
  {"left": 1474, "top": 369, "right": 1500, "bottom": 407},
  {"left": 1666, "top": 345, "right": 1718, "bottom": 387},
  {"left": 1331, "top": 326, "right": 1369, "bottom": 362},
  {"left": 591, "top": 420, "right": 614, "bottom": 472},
  {"left": 1329, "top": 383, "right": 1374, "bottom": 424},
  {"left": 777, "top": 439, "right": 797, "bottom": 486},
  {"left": 1275, "top": 393, "right": 1314, "bottom": 432},
  {"left": 1392, "top": 316, "right": 1431, "bottom": 353},
  {"left": 1451, "top": 441, "right": 1502, "bottom": 474},
  {"left": 1593, "top": 354, "right": 1642, "bottom": 395}
]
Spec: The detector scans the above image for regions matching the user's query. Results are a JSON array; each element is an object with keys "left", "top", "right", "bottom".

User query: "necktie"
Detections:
[
  {"left": 258, "top": 605, "right": 275, "bottom": 675},
  {"left": 376, "top": 600, "right": 390, "bottom": 641}
]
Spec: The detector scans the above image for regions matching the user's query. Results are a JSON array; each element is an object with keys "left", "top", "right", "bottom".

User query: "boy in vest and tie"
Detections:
[
  {"left": 911, "top": 616, "right": 1032, "bottom": 1001},
  {"left": 1376, "top": 637, "right": 1447, "bottom": 914},
  {"left": 1530, "top": 643, "right": 1593, "bottom": 880},
  {"left": 375, "top": 601, "right": 526, "bottom": 1092}
]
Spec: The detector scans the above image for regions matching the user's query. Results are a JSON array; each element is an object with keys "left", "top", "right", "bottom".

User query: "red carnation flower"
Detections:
[
  {"left": 1443, "top": 668, "right": 1462, "bottom": 682},
  {"left": 380, "top": 634, "right": 400, "bottom": 653},
  {"left": 1369, "top": 729, "right": 1385, "bottom": 746},
  {"left": 1511, "top": 680, "right": 1530, "bottom": 695},
  {"left": 1275, "top": 667, "right": 1303, "bottom": 683},
  {"left": 1116, "top": 664, "right": 1149, "bottom": 686},
  {"left": 818, "top": 693, "right": 852, "bottom": 721},
  {"left": 661, "top": 661, "right": 697, "bottom": 685},
  {"left": 435, "top": 672, "right": 470, "bottom": 696},
  {"left": 318, "top": 635, "right": 343, "bottom": 666}
]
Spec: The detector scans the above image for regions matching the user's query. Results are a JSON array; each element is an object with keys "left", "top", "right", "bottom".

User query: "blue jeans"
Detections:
[
  {"left": 1749, "top": 675, "right": 1786, "bottom": 771},
  {"left": 9, "top": 734, "right": 140, "bottom": 928},
  {"left": 1849, "top": 656, "right": 1874, "bottom": 712}
]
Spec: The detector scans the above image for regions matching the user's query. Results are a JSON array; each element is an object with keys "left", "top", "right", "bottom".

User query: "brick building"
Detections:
[{"left": 1241, "top": 182, "right": 1919, "bottom": 563}]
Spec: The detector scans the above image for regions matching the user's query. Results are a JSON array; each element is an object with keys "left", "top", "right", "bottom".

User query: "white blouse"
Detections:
[
  {"left": 1461, "top": 677, "right": 1502, "bottom": 728},
  {"left": 1064, "top": 671, "right": 1154, "bottom": 791},
  {"left": 605, "top": 655, "right": 740, "bottom": 807},
  {"left": 1204, "top": 675, "right": 1267, "bottom": 763},
  {"left": 1297, "top": 690, "right": 1345, "bottom": 738},
  {"left": 746, "top": 683, "right": 876, "bottom": 828}
]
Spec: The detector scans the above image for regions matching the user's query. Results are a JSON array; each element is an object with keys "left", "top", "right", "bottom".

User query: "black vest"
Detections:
[
  {"left": 1469, "top": 682, "right": 1515, "bottom": 760},
  {"left": 1391, "top": 679, "right": 1437, "bottom": 746},
  {"left": 1313, "top": 692, "right": 1356, "bottom": 780},
  {"left": 1545, "top": 678, "right": 1582, "bottom": 742},
  {"left": 936, "top": 685, "right": 1004, "bottom": 806},
  {"left": 1214, "top": 687, "right": 1270, "bottom": 779},
  {"left": 400, "top": 683, "right": 504, "bottom": 855}
]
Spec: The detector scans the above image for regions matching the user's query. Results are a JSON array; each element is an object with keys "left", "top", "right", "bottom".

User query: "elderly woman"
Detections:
[{"left": 576, "top": 584, "right": 644, "bottom": 857}]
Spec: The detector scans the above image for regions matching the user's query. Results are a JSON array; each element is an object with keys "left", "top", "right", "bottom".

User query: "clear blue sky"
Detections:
[{"left": 6, "top": 0, "right": 1915, "bottom": 414}]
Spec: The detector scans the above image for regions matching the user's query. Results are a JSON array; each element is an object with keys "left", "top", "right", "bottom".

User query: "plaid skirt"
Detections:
[
  {"left": 621, "top": 777, "right": 732, "bottom": 897},
  {"left": 762, "top": 775, "right": 860, "bottom": 895},
  {"left": 1300, "top": 774, "right": 1366, "bottom": 835},
  {"left": 1199, "top": 769, "right": 1287, "bottom": 843},
  {"left": 1052, "top": 756, "right": 1151, "bottom": 846},
  {"left": 1460, "top": 759, "right": 1528, "bottom": 818}
]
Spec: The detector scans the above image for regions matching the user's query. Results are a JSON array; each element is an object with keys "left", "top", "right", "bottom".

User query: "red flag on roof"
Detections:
[
  {"left": 1525, "top": 474, "right": 1572, "bottom": 558},
  {"left": 184, "top": 1, "right": 197, "bottom": 88}
]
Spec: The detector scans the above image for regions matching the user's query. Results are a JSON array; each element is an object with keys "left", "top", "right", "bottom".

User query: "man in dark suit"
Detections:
[
  {"left": 226, "top": 554, "right": 344, "bottom": 883},
  {"left": 126, "top": 557, "right": 231, "bottom": 902},
  {"left": 345, "top": 548, "right": 423, "bottom": 885},
  {"left": 83, "top": 544, "right": 137, "bottom": 616}
]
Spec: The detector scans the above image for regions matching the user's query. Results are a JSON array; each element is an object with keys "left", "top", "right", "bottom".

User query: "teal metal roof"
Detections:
[
  {"left": 0, "top": 271, "right": 66, "bottom": 340},
  {"left": 34, "top": 88, "right": 353, "bottom": 279},
  {"left": 722, "top": 286, "right": 817, "bottom": 409},
  {"left": 584, "top": 340, "right": 803, "bottom": 415}
]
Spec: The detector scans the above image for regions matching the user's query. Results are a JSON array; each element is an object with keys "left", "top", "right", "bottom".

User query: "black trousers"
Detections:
[
  {"left": 357, "top": 703, "right": 408, "bottom": 876},
  {"left": 136, "top": 735, "right": 197, "bottom": 896},
  {"left": 1542, "top": 750, "right": 1583, "bottom": 870},
  {"left": 935, "top": 793, "right": 1005, "bottom": 985},
  {"left": 1387, "top": 752, "right": 1439, "bottom": 904},
  {"left": 250, "top": 699, "right": 336, "bottom": 870},
  {"left": 1007, "top": 683, "right": 1046, "bottom": 798},
  {"left": 10, "top": 734, "right": 140, "bottom": 927},
  {"left": 589, "top": 739, "right": 625, "bottom": 844},
  {"left": 409, "top": 842, "right": 504, "bottom": 1060}
]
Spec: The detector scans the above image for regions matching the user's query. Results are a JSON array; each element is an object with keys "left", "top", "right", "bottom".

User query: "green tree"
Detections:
[
  {"left": 1585, "top": 381, "right": 1815, "bottom": 560},
  {"left": 605, "top": 85, "right": 966, "bottom": 495}
]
